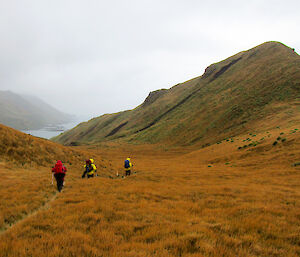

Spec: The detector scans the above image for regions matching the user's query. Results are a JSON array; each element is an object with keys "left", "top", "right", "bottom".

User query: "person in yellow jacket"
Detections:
[
  {"left": 124, "top": 157, "right": 133, "bottom": 176},
  {"left": 90, "top": 159, "right": 98, "bottom": 176},
  {"left": 82, "top": 159, "right": 97, "bottom": 178}
]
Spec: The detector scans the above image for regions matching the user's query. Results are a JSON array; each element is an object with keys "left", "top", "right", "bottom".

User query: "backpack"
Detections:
[
  {"left": 54, "top": 162, "right": 63, "bottom": 173},
  {"left": 124, "top": 160, "right": 130, "bottom": 168}
]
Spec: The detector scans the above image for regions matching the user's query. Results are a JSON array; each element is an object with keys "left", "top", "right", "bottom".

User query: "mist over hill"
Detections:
[
  {"left": 53, "top": 41, "right": 300, "bottom": 146},
  {"left": 0, "top": 90, "right": 73, "bottom": 130}
]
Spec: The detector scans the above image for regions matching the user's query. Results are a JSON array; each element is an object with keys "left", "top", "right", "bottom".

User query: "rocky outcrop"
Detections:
[
  {"left": 141, "top": 89, "right": 167, "bottom": 107},
  {"left": 202, "top": 64, "right": 217, "bottom": 79}
]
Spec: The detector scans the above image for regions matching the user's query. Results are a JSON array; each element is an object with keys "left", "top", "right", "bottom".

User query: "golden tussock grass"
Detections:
[
  {"left": 0, "top": 166, "right": 54, "bottom": 230},
  {"left": 0, "top": 124, "right": 91, "bottom": 168},
  {"left": 0, "top": 126, "right": 300, "bottom": 256}
]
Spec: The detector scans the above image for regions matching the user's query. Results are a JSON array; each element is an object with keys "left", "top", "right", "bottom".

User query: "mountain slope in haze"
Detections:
[
  {"left": 0, "top": 91, "right": 73, "bottom": 130},
  {"left": 53, "top": 41, "right": 300, "bottom": 146}
]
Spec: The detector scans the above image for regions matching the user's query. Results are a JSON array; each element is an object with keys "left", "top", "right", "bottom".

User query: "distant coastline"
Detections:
[{"left": 21, "top": 120, "right": 83, "bottom": 139}]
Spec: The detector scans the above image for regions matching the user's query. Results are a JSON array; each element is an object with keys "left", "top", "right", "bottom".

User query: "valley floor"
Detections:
[{"left": 0, "top": 128, "right": 300, "bottom": 257}]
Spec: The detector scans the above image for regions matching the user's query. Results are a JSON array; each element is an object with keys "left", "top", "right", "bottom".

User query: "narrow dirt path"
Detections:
[{"left": 0, "top": 192, "right": 58, "bottom": 236}]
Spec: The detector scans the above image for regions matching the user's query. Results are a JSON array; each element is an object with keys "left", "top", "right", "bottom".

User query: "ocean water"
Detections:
[{"left": 21, "top": 120, "right": 83, "bottom": 139}]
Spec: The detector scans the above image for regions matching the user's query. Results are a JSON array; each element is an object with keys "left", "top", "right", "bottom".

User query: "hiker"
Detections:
[
  {"left": 124, "top": 157, "right": 133, "bottom": 176},
  {"left": 52, "top": 160, "right": 67, "bottom": 192},
  {"left": 90, "top": 159, "right": 98, "bottom": 176},
  {"left": 82, "top": 159, "right": 97, "bottom": 178}
]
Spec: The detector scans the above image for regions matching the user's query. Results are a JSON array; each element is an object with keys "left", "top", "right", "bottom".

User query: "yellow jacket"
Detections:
[
  {"left": 125, "top": 158, "right": 133, "bottom": 171},
  {"left": 84, "top": 163, "right": 97, "bottom": 175}
]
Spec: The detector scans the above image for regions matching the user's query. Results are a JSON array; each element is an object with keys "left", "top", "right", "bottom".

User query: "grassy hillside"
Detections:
[
  {"left": 0, "top": 91, "right": 72, "bottom": 130},
  {"left": 2, "top": 41, "right": 299, "bottom": 256},
  {"left": 0, "top": 83, "right": 299, "bottom": 256},
  {"left": 54, "top": 41, "right": 300, "bottom": 147},
  {"left": 0, "top": 123, "right": 91, "bottom": 168},
  {"left": 1, "top": 125, "right": 300, "bottom": 256}
]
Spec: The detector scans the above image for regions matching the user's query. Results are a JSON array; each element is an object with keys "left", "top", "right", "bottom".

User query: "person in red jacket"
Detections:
[{"left": 52, "top": 160, "right": 67, "bottom": 192}]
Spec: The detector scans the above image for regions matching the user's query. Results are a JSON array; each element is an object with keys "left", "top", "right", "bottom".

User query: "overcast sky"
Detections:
[{"left": 0, "top": 0, "right": 299, "bottom": 119}]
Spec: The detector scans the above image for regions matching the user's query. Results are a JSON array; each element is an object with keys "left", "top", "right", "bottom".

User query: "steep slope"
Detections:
[
  {"left": 0, "top": 91, "right": 72, "bottom": 130},
  {"left": 0, "top": 123, "right": 85, "bottom": 167},
  {"left": 53, "top": 41, "right": 300, "bottom": 146}
]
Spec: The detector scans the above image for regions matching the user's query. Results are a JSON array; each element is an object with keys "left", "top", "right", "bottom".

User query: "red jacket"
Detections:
[{"left": 52, "top": 160, "right": 67, "bottom": 174}]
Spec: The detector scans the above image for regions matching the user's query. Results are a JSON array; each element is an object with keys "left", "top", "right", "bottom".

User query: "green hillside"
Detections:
[{"left": 53, "top": 42, "right": 300, "bottom": 146}]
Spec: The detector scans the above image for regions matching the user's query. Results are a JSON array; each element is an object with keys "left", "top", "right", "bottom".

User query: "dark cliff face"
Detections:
[
  {"left": 202, "top": 64, "right": 217, "bottom": 79},
  {"left": 141, "top": 89, "right": 168, "bottom": 107}
]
